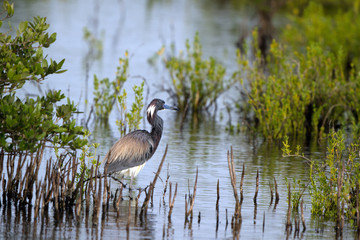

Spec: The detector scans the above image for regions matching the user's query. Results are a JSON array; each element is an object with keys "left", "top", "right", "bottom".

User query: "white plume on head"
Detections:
[{"left": 147, "top": 104, "right": 156, "bottom": 118}]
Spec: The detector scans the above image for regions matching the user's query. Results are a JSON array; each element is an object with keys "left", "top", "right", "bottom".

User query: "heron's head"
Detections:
[{"left": 146, "top": 99, "right": 178, "bottom": 119}]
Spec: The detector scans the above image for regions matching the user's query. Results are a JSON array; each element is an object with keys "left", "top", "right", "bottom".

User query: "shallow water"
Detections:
[{"left": 1, "top": 0, "right": 358, "bottom": 239}]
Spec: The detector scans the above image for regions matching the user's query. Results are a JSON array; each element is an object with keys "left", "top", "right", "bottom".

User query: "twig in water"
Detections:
[
  {"left": 262, "top": 211, "right": 265, "bottom": 232},
  {"left": 227, "top": 147, "right": 241, "bottom": 220},
  {"left": 126, "top": 198, "right": 131, "bottom": 235},
  {"left": 216, "top": 179, "right": 220, "bottom": 233},
  {"left": 134, "top": 188, "right": 143, "bottom": 224},
  {"left": 240, "top": 163, "right": 245, "bottom": 200},
  {"left": 269, "top": 180, "right": 273, "bottom": 206},
  {"left": 185, "top": 167, "right": 198, "bottom": 224},
  {"left": 301, "top": 198, "right": 306, "bottom": 232},
  {"left": 225, "top": 208, "right": 228, "bottom": 231},
  {"left": 286, "top": 182, "right": 292, "bottom": 232},
  {"left": 86, "top": 165, "right": 94, "bottom": 214},
  {"left": 140, "top": 145, "right": 168, "bottom": 218},
  {"left": 162, "top": 166, "right": 170, "bottom": 204},
  {"left": 274, "top": 177, "right": 280, "bottom": 203},
  {"left": 168, "top": 182, "right": 178, "bottom": 221},
  {"left": 253, "top": 168, "right": 259, "bottom": 203}
]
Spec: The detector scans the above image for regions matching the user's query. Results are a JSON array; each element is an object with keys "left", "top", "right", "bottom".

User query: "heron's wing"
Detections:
[{"left": 105, "top": 130, "right": 154, "bottom": 174}]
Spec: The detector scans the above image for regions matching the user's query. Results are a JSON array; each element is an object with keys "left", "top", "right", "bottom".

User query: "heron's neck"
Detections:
[{"left": 149, "top": 114, "right": 163, "bottom": 151}]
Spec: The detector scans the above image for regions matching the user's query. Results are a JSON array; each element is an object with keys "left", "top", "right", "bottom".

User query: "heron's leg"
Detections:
[{"left": 129, "top": 175, "right": 134, "bottom": 192}]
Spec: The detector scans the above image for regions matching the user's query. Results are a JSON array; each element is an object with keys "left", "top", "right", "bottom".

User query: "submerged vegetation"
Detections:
[{"left": 283, "top": 131, "right": 360, "bottom": 230}]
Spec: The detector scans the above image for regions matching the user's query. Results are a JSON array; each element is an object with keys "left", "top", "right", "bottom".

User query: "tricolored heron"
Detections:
[{"left": 104, "top": 98, "right": 177, "bottom": 185}]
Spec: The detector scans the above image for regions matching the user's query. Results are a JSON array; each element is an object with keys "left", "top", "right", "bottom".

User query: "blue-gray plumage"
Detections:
[{"left": 104, "top": 99, "right": 177, "bottom": 180}]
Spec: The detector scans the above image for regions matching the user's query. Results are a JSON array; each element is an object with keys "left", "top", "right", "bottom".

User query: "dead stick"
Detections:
[
  {"left": 75, "top": 165, "right": 86, "bottom": 218},
  {"left": 253, "top": 169, "right": 259, "bottom": 203},
  {"left": 225, "top": 208, "right": 228, "bottom": 230},
  {"left": 116, "top": 184, "right": 123, "bottom": 212},
  {"left": 269, "top": 180, "right": 273, "bottom": 203},
  {"left": 86, "top": 165, "right": 94, "bottom": 214},
  {"left": 301, "top": 198, "right": 306, "bottom": 232},
  {"left": 102, "top": 161, "right": 109, "bottom": 208},
  {"left": 135, "top": 189, "right": 142, "bottom": 221},
  {"left": 34, "top": 180, "right": 41, "bottom": 219},
  {"left": 262, "top": 211, "right": 265, "bottom": 232},
  {"left": 227, "top": 148, "right": 239, "bottom": 203},
  {"left": 140, "top": 145, "right": 168, "bottom": 217},
  {"left": 126, "top": 198, "right": 131, "bottom": 233},
  {"left": 162, "top": 168, "right": 170, "bottom": 202},
  {"left": 168, "top": 182, "right": 177, "bottom": 220},
  {"left": 184, "top": 194, "right": 188, "bottom": 224},
  {"left": 274, "top": 177, "right": 280, "bottom": 202},
  {"left": 186, "top": 168, "right": 198, "bottom": 217},
  {"left": 240, "top": 163, "right": 245, "bottom": 200},
  {"left": 169, "top": 182, "right": 172, "bottom": 207},
  {"left": 286, "top": 182, "right": 291, "bottom": 230},
  {"left": 216, "top": 179, "right": 220, "bottom": 219}
]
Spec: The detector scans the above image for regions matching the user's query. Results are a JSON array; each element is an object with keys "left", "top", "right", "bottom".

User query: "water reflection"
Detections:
[{"left": 0, "top": 198, "right": 162, "bottom": 240}]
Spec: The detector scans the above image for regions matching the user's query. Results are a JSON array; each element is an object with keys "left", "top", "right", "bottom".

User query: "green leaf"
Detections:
[
  {"left": 5, "top": 1, "right": 14, "bottom": 17},
  {"left": 49, "top": 32, "right": 57, "bottom": 44},
  {"left": 53, "top": 127, "right": 68, "bottom": 133},
  {"left": 36, "top": 47, "right": 43, "bottom": 59},
  {"left": 19, "top": 21, "right": 28, "bottom": 33},
  {"left": 42, "top": 59, "right": 48, "bottom": 68}
]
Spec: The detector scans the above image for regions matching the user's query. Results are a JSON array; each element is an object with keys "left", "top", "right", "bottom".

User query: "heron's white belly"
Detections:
[{"left": 119, "top": 162, "right": 147, "bottom": 178}]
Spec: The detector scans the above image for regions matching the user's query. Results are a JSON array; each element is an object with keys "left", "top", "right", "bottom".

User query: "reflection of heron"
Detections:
[{"left": 104, "top": 98, "right": 178, "bottom": 184}]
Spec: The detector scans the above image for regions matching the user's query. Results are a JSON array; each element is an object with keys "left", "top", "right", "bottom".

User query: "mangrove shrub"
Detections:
[
  {"left": 0, "top": 1, "right": 87, "bottom": 154},
  {"left": 92, "top": 51, "right": 145, "bottom": 135},
  {"left": 283, "top": 130, "right": 360, "bottom": 223},
  {"left": 238, "top": 31, "right": 360, "bottom": 140},
  {"left": 160, "top": 32, "right": 234, "bottom": 117},
  {"left": 0, "top": 2, "right": 89, "bottom": 203},
  {"left": 282, "top": 1, "right": 360, "bottom": 71}
]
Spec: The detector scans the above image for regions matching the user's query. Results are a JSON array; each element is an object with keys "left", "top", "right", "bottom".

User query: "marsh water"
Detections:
[{"left": 1, "top": 0, "right": 358, "bottom": 239}]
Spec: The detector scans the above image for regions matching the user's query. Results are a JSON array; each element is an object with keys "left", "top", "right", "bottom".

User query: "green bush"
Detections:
[
  {"left": 238, "top": 30, "right": 360, "bottom": 140},
  {"left": 0, "top": 1, "right": 87, "bottom": 154},
  {"left": 93, "top": 52, "right": 129, "bottom": 121},
  {"left": 282, "top": 1, "right": 360, "bottom": 71},
  {"left": 159, "top": 32, "right": 235, "bottom": 117},
  {"left": 283, "top": 131, "right": 360, "bottom": 222},
  {"left": 92, "top": 51, "right": 145, "bottom": 135},
  {"left": 116, "top": 81, "right": 144, "bottom": 136}
]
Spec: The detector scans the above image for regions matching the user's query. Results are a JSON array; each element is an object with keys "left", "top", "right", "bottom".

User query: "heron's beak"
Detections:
[{"left": 164, "top": 104, "right": 179, "bottom": 111}]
